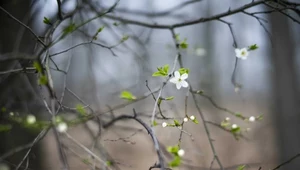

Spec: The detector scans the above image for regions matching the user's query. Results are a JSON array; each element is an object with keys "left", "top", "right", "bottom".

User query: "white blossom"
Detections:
[
  {"left": 249, "top": 116, "right": 256, "bottom": 122},
  {"left": 162, "top": 122, "right": 167, "bottom": 128},
  {"left": 26, "top": 114, "right": 36, "bottom": 124},
  {"left": 170, "top": 71, "right": 189, "bottom": 90},
  {"left": 231, "top": 124, "right": 238, "bottom": 129},
  {"left": 177, "top": 149, "right": 185, "bottom": 157},
  {"left": 183, "top": 117, "right": 189, "bottom": 122},
  {"left": 225, "top": 117, "right": 230, "bottom": 121},
  {"left": 189, "top": 115, "right": 195, "bottom": 120},
  {"left": 235, "top": 48, "right": 249, "bottom": 60},
  {"left": 195, "top": 47, "right": 206, "bottom": 56},
  {"left": 57, "top": 122, "right": 68, "bottom": 133}
]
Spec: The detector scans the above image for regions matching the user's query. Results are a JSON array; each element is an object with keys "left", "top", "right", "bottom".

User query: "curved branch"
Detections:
[{"left": 103, "top": 110, "right": 165, "bottom": 170}]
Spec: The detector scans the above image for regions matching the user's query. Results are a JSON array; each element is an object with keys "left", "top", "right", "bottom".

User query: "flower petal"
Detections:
[
  {"left": 241, "top": 48, "right": 248, "bottom": 52},
  {"left": 181, "top": 81, "right": 189, "bottom": 88},
  {"left": 170, "top": 77, "right": 178, "bottom": 84},
  {"left": 181, "top": 73, "right": 188, "bottom": 80},
  {"left": 174, "top": 71, "right": 180, "bottom": 78},
  {"left": 176, "top": 83, "right": 182, "bottom": 89}
]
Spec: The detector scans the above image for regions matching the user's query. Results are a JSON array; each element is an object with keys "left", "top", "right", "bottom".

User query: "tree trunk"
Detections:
[{"left": 270, "top": 10, "right": 300, "bottom": 169}]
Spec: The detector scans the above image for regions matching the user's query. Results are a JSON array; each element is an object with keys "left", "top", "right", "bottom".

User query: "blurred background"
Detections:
[{"left": 1, "top": 0, "right": 300, "bottom": 170}]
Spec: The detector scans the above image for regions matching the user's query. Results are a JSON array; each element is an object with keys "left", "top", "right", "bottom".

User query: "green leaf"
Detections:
[
  {"left": 257, "top": 114, "right": 263, "bottom": 120},
  {"left": 1, "top": 107, "right": 6, "bottom": 112},
  {"left": 175, "top": 34, "right": 180, "bottom": 42},
  {"left": 152, "top": 65, "right": 169, "bottom": 77},
  {"left": 178, "top": 68, "right": 189, "bottom": 75},
  {"left": 120, "top": 91, "right": 136, "bottom": 100},
  {"left": 33, "top": 61, "right": 42, "bottom": 73},
  {"left": 76, "top": 104, "right": 87, "bottom": 116},
  {"left": 167, "top": 145, "right": 179, "bottom": 154},
  {"left": 169, "top": 156, "right": 181, "bottom": 167},
  {"left": 43, "top": 17, "right": 52, "bottom": 25},
  {"left": 180, "top": 39, "right": 189, "bottom": 49},
  {"left": 158, "top": 98, "right": 162, "bottom": 105},
  {"left": 38, "top": 75, "right": 48, "bottom": 85},
  {"left": 173, "top": 120, "right": 181, "bottom": 126},
  {"left": 163, "top": 64, "right": 169, "bottom": 74},
  {"left": 192, "top": 118, "right": 199, "bottom": 124},
  {"left": 165, "top": 96, "right": 174, "bottom": 101},
  {"left": 106, "top": 161, "right": 112, "bottom": 166},
  {"left": 152, "top": 120, "right": 158, "bottom": 126},
  {"left": 196, "top": 90, "right": 204, "bottom": 94},
  {"left": 55, "top": 116, "right": 63, "bottom": 123},
  {"left": 121, "top": 35, "right": 129, "bottom": 42},
  {"left": 237, "top": 165, "right": 246, "bottom": 170},
  {"left": 152, "top": 72, "right": 165, "bottom": 77},
  {"left": 248, "top": 44, "right": 258, "bottom": 51},
  {"left": 63, "top": 23, "right": 76, "bottom": 35},
  {"left": 235, "top": 112, "right": 243, "bottom": 118},
  {"left": 0, "top": 124, "right": 12, "bottom": 132},
  {"left": 113, "top": 22, "right": 119, "bottom": 26},
  {"left": 221, "top": 121, "right": 230, "bottom": 127},
  {"left": 97, "top": 26, "right": 105, "bottom": 32},
  {"left": 82, "top": 159, "right": 90, "bottom": 164},
  {"left": 231, "top": 126, "right": 241, "bottom": 134}
]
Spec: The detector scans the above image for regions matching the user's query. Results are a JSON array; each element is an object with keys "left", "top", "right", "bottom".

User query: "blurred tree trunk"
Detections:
[
  {"left": 270, "top": 11, "right": 300, "bottom": 169},
  {"left": 0, "top": 0, "right": 43, "bottom": 169}
]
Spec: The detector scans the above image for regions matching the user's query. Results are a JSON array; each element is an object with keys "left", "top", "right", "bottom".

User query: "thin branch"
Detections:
[
  {"left": 100, "top": 0, "right": 203, "bottom": 18},
  {"left": 190, "top": 88, "right": 224, "bottom": 170},
  {"left": 169, "top": 26, "right": 224, "bottom": 169},
  {"left": 0, "top": 6, "right": 46, "bottom": 47},
  {"left": 271, "top": 153, "right": 300, "bottom": 170},
  {"left": 15, "top": 129, "right": 49, "bottom": 170},
  {"left": 190, "top": 90, "right": 247, "bottom": 120},
  {"left": 145, "top": 80, "right": 167, "bottom": 119},
  {"left": 102, "top": 0, "right": 268, "bottom": 29},
  {"left": 264, "top": 2, "right": 300, "bottom": 24},
  {"left": 50, "top": 41, "right": 116, "bottom": 57},
  {"left": 56, "top": 0, "right": 63, "bottom": 20},
  {"left": 64, "top": 132, "right": 113, "bottom": 170},
  {"left": 0, "top": 67, "right": 36, "bottom": 75},
  {"left": 103, "top": 109, "right": 165, "bottom": 170}
]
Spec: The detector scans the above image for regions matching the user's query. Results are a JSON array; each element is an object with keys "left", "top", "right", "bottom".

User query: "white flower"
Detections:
[
  {"left": 195, "top": 47, "right": 206, "bottom": 56},
  {"left": 189, "top": 115, "right": 195, "bottom": 120},
  {"left": 183, "top": 117, "right": 189, "bottom": 122},
  {"left": 234, "top": 87, "right": 240, "bottom": 93},
  {"left": 231, "top": 124, "right": 238, "bottom": 129},
  {"left": 57, "top": 122, "right": 68, "bottom": 133},
  {"left": 162, "top": 122, "right": 167, "bottom": 128},
  {"left": 26, "top": 114, "right": 36, "bottom": 124},
  {"left": 235, "top": 48, "right": 249, "bottom": 60},
  {"left": 170, "top": 71, "right": 189, "bottom": 90},
  {"left": 225, "top": 117, "right": 230, "bottom": 121},
  {"left": 249, "top": 116, "right": 256, "bottom": 122},
  {"left": 177, "top": 149, "right": 185, "bottom": 157}
]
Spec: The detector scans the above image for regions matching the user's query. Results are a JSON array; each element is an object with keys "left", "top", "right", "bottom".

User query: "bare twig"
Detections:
[
  {"left": 271, "top": 153, "right": 300, "bottom": 170},
  {"left": 103, "top": 109, "right": 165, "bottom": 170},
  {"left": 0, "top": 6, "right": 46, "bottom": 47}
]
